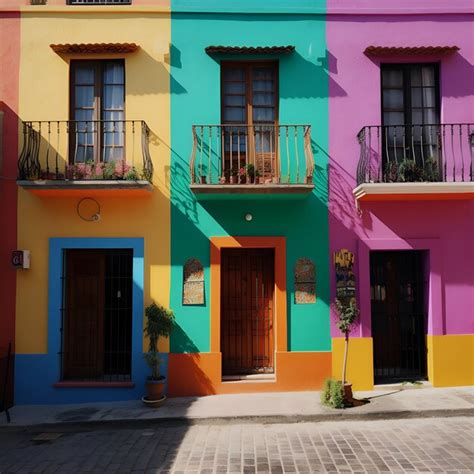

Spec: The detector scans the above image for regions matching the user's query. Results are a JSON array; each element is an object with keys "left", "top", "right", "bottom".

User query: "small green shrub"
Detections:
[{"left": 321, "top": 378, "right": 344, "bottom": 409}]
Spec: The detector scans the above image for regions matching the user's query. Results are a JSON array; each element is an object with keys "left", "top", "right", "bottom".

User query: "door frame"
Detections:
[
  {"left": 220, "top": 247, "right": 276, "bottom": 375},
  {"left": 357, "top": 238, "right": 443, "bottom": 384},
  {"left": 369, "top": 249, "right": 428, "bottom": 383},
  {"left": 48, "top": 238, "right": 144, "bottom": 385},
  {"left": 210, "top": 237, "right": 287, "bottom": 361}
]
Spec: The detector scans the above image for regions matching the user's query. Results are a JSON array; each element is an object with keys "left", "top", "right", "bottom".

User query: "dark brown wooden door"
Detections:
[
  {"left": 370, "top": 251, "right": 427, "bottom": 383},
  {"left": 63, "top": 250, "right": 105, "bottom": 379},
  {"left": 221, "top": 248, "right": 275, "bottom": 375}
]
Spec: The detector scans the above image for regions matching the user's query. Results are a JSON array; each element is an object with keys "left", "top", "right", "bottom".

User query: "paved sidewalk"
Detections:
[{"left": 1, "top": 386, "right": 473, "bottom": 428}]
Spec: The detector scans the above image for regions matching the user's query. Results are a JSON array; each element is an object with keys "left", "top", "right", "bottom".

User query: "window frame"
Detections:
[
  {"left": 380, "top": 62, "right": 441, "bottom": 127},
  {"left": 69, "top": 59, "right": 125, "bottom": 164}
]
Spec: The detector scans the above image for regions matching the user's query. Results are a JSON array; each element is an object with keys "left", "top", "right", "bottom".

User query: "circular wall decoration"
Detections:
[{"left": 76, "top": 197, "right": 101, "bottom": 222}]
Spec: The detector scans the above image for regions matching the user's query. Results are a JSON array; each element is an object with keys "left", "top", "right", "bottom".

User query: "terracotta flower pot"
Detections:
[{"left": 145, "top": 376, "right": 166, "bottom": 401}]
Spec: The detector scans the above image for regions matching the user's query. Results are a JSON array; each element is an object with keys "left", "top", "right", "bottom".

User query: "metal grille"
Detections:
[
  {"left": 68, "top": 0, "right": 131, "bottom": 5},
  {"left": 370, "top": 251, "right": 427, "bottom": 383},
  {"left": 221, "top": 248, "right": 275, "bottom": 375},
  {"left": 60, "top": 249, "right": 133, "bottom": 382}
]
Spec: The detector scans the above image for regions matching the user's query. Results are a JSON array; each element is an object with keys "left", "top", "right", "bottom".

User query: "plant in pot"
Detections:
[
  {"left": 230, "top": 167, "right": 238, "bottom": 184},
  {"left": 246, "top": 163, "right": 255, "bottom": 183},
  {"left": 238, "top": 166, "right": 247, "bottom": 184},
  {"left": 333, "top": 297, "right": 360, "bottom": 406},
  {"left": 143, "top": 302, "right": 174, "bottom": 406},
  {"left": 398, "top": 159, "right": 424, "bottom": 182}
]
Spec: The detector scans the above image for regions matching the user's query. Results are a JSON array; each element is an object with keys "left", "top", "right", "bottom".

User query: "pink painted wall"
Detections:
[{"left": 327, "top": 7, "right": 474, "bottom": 337}]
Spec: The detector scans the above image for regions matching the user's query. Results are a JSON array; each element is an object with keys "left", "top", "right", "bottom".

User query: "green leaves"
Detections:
[{"left": 334, "top": 298, "right": 359, "bottom": 335}]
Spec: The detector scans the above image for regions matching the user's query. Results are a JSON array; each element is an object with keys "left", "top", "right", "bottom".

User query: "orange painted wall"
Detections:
[{"left": 168, "top": 352, "right": 332, "bottom": 396}]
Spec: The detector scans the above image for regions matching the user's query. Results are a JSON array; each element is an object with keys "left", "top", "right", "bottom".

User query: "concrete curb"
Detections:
[{"left": 1, "top": 408, "right": 473, "bottom": 433}]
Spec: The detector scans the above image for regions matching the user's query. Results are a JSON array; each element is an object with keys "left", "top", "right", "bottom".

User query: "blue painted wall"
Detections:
[{"left": 13, "top": 237, "right": 165, "bottom": 405}]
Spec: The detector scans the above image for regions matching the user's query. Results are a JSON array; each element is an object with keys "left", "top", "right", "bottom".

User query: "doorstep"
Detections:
[{"left": 222, "top": 374, "right": 276, "bottom": 382}]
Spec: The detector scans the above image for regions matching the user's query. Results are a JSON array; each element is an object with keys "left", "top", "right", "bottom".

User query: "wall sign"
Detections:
[
  {"left": 294, "top": 258, "right": 316, "bottom": 304},
  {"left": 333, "top": 248, "right": 355, "bottom": 301},
  {"left": 12, "top": 250, "right": 30, "bottom": 269},
  {"left": 183, "top": 258, "right": 204, "bottom": 305}
]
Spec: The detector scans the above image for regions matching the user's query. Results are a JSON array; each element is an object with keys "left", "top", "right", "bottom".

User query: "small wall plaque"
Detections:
[
  {"left": 334, "top": 248, "right": 356, "bottom": 301},
  {"left": 183, "top": 258, "right": 204, "bottom": 305},
  {"left": 294, "top": 258, "right": 316, "bottom": 304}
]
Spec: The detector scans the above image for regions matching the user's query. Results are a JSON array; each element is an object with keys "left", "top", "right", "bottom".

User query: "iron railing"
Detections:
[
  {"left": 357, "top": 123, "right": 473, "bottom": 185},
  {"left": 68, "top": 0, "right": 131, "bottom": 4},
  {"left": 190, "top": 124, "right": 315, "bottom": 185},
  {"left": 18, "top": 120, "right": 153, "bottom": 182}
]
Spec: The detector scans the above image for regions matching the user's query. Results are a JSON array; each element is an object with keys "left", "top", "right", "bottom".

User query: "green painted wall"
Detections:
[{"left": 170, "top": 10, "right": 330, "bottom": 354}]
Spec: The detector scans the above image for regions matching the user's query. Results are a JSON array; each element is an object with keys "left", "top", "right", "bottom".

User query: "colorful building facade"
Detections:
[{"left": 0, "top": 0, "right": 472, "bottom": 405}]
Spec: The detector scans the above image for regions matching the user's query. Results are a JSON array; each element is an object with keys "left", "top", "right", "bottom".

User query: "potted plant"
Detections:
[
  {"left": 230, "top": 167, "right": 238, "bottom": 184},
  {"left": 246, "top": 163, "right": 255, "bottom": 184},
  {"left": 333, "top": 297, "right": 360, "bottom": 406},
  {"left": 143, "top": 302, "right": 174, "bottom": 406},
  {"left": 239, "top": 166, "right": 247, "bottom": 184}
]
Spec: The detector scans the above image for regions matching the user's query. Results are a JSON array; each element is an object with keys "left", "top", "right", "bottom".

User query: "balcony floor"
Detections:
[
  {"left": 190, "top": 183, "right": 315, "bottom": 200},
  {"left": 353, "top": 182, "right": 474, "bottom": 202},
  {"left": 17, "top": 179, "right": 153, "bottom": 197}
]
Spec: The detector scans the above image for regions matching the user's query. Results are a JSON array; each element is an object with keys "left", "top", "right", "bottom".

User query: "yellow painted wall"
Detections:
[
  {"left": 17, "top": 10, "right": 171, "bottom": 354},
  {"left": 331, "top": 337, "right": 374, "bottom": 390},
  {"left": 427, "top": 335, "right": 474, "bottom": 387}
]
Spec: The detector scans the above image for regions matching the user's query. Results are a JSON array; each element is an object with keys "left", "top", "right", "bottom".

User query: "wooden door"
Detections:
[
  {"left": 221, "top": 62, "right": 278, "bottom": 181},
  {"left": 63, "top": 250, "right": 105, "bottom": 379},
  {"left": 370, "top": 251, "right": 427, "bottom": 383},
  {"left": 221, "top": 248, "right": 275, "bottom": 375}
]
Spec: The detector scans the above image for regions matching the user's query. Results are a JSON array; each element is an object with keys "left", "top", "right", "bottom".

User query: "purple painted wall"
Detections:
[{"left": 326, "top": 4, "right": 474, "bottom": 337}]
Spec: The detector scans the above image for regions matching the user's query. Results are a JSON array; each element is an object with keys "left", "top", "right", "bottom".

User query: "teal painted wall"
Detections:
[{"left": 170, "top": 11, "right": 330, "bottom": 354}]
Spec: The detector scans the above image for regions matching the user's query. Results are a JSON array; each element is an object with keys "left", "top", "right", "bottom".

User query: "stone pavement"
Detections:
[
  {"left": 1, "top": 386, "right": 473, "bottom": 428},
  {"left": 0, "top": 416, "right": 473, "bottom": 473}
]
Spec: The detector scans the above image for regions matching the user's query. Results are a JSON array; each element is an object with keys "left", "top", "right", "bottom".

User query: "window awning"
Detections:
[
  {"left": 50, "top": 43, "right": 140, "bottom": 54},
  {"left": 205, "top": 45, "right": 295, "bottom": 55},
  {"left": 364, "top": 46, "right": 459, "bottom": 57}
]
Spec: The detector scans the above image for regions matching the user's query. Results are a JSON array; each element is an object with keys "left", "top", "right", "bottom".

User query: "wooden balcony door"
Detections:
[
  {"left": 221, "top": 62, "right": 278, "bottom": 181},
  {"left": 70, "top": 60, "right": 125, "bottom": 164},
  {"left": 370, "top": 251, "right": 427, "bottom": 384},
  {"left": 221, "top": 248, "right": 275, "bottom": 375}
]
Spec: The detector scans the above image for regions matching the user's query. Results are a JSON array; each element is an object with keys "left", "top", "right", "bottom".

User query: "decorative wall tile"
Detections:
[
  {"left": 294, "top": 258, "right": 316, "bottom": 304},
  {"left": 183, "top": 258, "right": 204, "bottom": 305}
]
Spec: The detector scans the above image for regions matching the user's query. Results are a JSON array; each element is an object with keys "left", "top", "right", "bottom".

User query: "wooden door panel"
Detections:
[
  {"left": 221, "top": 248, "right": 274, "bottom": 375},
  {"left": 64, "top": 250, "right": 105, "bottom": 379},
  {"left": 370, "top": 251, "right": 426, "bottom": 383}
]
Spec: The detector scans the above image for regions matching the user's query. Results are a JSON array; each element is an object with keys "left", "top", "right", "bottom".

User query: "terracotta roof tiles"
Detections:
[{"left": 50, "top": 43, "right": 139, "bottom": 54}]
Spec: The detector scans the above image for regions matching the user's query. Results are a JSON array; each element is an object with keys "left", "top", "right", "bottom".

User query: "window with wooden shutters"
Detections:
[
  {"left": 381, "top": 63, "right": 440, "bottom": 166},
  {"left": 70, "top": 60, "right": 125, "bottom": 163},
  {"left": 221, "top": 62, "right": 278, "bottom": 181}
]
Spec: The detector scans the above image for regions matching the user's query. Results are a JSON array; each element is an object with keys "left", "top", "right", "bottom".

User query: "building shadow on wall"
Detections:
[{"left": 169, "top": 322, "right": 215, "bottom": 397}]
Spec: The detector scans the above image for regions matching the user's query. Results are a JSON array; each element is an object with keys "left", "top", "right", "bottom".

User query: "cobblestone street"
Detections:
[{"left": 0, "top": 416, "right": 473, "bottom": 473}]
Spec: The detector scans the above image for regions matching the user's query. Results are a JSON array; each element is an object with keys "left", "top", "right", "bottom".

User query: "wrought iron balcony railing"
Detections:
[
  {"left": 190, "top": 124, "right": 314, "bottom": 186},
  {"left": 357, "top": 123, "right": 473, "bottom": 185},
  {"left": 18, "top": 120, "right": 153, "bottom": 182}
]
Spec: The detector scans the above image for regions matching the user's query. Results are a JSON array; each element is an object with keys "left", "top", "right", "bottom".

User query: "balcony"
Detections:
[
  {"left": 354, "top": 123, "right": 474, "bottom": 202},
  {"left": 17, "top": 120, "right": 153, "bottom": 197},
  {"left": 189, "top": 124, "right": 315, "bottom": 200}
]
